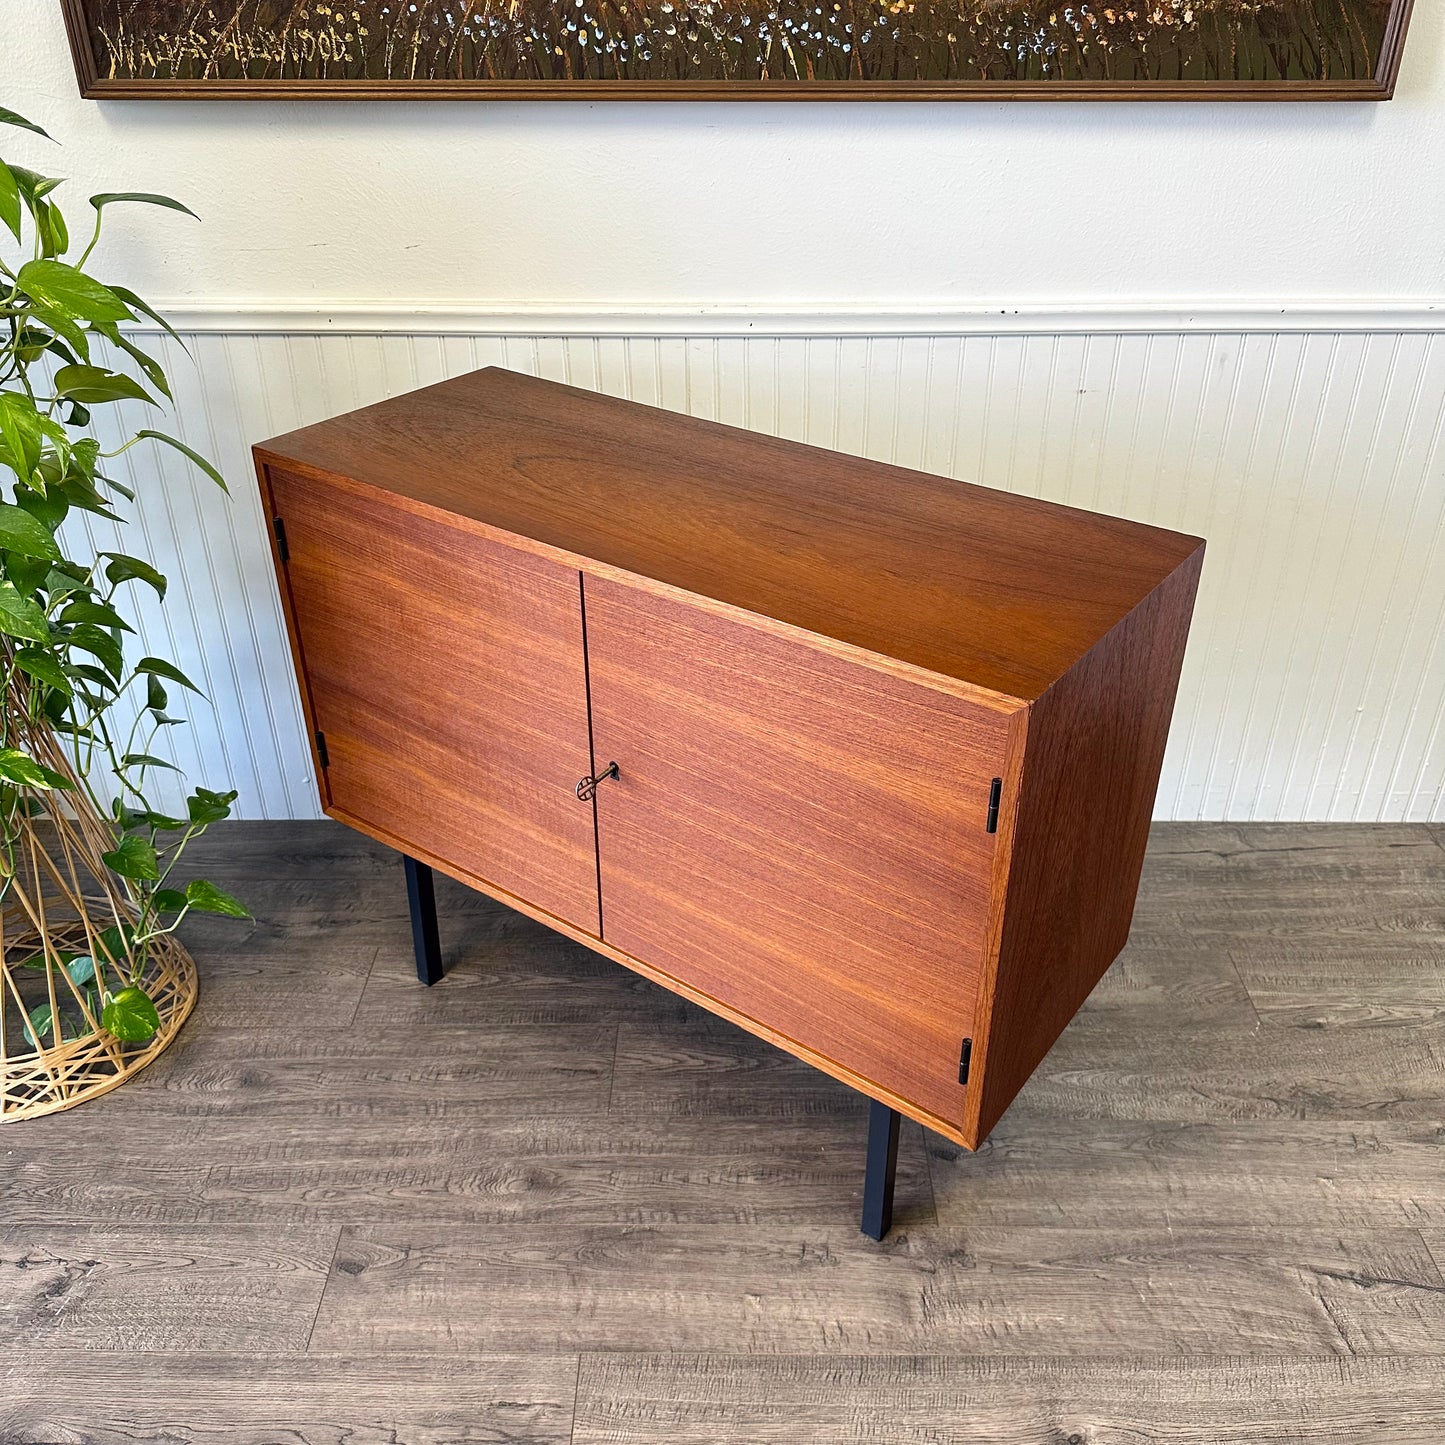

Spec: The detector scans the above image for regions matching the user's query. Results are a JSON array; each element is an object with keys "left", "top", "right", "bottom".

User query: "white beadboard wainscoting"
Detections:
[{"left": 73, "top": 309, "right": 1445, "bottom": 823}]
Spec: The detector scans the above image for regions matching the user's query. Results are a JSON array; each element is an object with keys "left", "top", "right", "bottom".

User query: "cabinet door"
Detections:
[
  {"left": 585, "top": 577, "right": 1012, "bottom": 1128},
  {"left": 265, "top": 467, "right": 600, "bottom": 935}
]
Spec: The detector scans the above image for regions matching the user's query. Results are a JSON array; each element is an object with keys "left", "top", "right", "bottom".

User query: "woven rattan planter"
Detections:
[{"left": 0, "top": 717, "right": 199, "bottom": 1122}]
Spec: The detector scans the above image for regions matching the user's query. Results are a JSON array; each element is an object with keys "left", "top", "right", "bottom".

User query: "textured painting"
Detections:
[{"left": 61, "top": 0, "right": 1415, "bottom": 97}]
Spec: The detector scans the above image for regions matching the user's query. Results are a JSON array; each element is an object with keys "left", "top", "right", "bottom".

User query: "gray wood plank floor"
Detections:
[{"left": 2, "top": 820, "right": 1444, "bottom": 1443}]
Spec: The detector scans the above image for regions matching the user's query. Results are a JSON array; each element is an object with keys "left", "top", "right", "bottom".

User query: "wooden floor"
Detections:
[{"left": 3, "top": 821, "right": 1445, "bottom": 1443}]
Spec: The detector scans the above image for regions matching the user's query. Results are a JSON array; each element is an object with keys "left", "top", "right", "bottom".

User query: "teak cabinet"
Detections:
[{"left": 255, "top": 367, "right": 1204, "bottom": 1235}]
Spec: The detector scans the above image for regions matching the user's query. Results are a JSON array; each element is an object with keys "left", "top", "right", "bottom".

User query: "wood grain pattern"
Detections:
[
  {"left": 1000, "top": 1008, "right": 1445, "bottom": 1123},
  {"left": 572, "top": 1353, "right": 1445, "bottom": 1445},
  {"left": 609, "top": 1015, "right": 881, "bottom": 1122},
  {"left": 2, "top": 1352, "right": 576, "bottom": 1445},
  {"left": 969, "top": 545, "right": 1205, "bottom": 1145},
  {"left": 1229, "top": 938, "right": 1445, "bottom": 1030},
  {"left": 7, "top": 822, "right": 1445, "bottom": 1440},
  {"left": 261, "top": 462, "right": 600, "bottom": 934},
  {"left": 256, "top": 370, "right": 1204, "bottom": 1150},
  {"left": 257, "top": 366, "right": 1202, "bottom": 702},
  {"left": 309, "top": 1222, "right": 1445, "bottom": 1356},
  {"left": 586, "top": 576, "right": 1010, "bottom": 1131},
  {"left": 0, "top": 1225, "right": 336, "bottom": 1352},
  {"left": 72, "top": 1024, "right": 617, "bottom": 1120},
  {"left": 0, "top": 1112, "right": 935, "bottom": 1227},
  {"left": 927, "top": 1118, "right": 1445, "bottom": 1230}
]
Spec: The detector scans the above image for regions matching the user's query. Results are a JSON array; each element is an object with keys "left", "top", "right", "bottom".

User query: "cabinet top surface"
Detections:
[{"left": 256, "top": 366, "right": 1203, "bottom": 701}]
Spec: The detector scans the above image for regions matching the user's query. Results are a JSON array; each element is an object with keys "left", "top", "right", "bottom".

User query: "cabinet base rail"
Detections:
[{"left": 398, "top": 852, "right": 905, "bottom": 1239}]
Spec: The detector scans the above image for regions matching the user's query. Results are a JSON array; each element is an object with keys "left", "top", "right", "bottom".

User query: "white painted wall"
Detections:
[
  {"left": 6, "top": 1, "right": 1445, "bottom": 307},
  {"left": 3, "top": 1, "right": 1445, "bottom": 822}
]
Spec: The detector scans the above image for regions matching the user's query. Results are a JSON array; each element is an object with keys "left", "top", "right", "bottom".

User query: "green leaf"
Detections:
[
  {"left": 51, "top": 558, "right": 94, "bottom": 583},
  {"left": 101, "top": 552, "right": 166, "bottom": 599},
  {"left": 41, "top": 332, "right": 81, "bottom": 367},
  {"left": 95, "top": 923, "right": 136, "bottom": 966},
  {"left": 184, "top": 878, "right": 249, "bottom": 917},
  {"left": 60, "top": 599, "right": 133, "bottom": 632},
  {"left": 134, "top": 431, "right": 227, "bottom": 493},
  {"left": 0, "top": 581, "right": 51, "bottom": 642},
  {"left": 58, "top": 474, "right": 121, "bottom": 522},
  {"left": 0, "top": 502, "right": 61, "bottom": 561},
  {"left": 122, "top": 752, "right": 180, "bottom": 772},
  {"left": 0, "top": 160, "right": 20, "bottom": 243},
  {"left": 109, "top": 333, "right": 172, "bottom": 401},
  {"left": 109, "top": 286, "right": 190, "bottom": 356},
  {"left": 0, "top": 393, "right": 42, "bottom": 482},
  {"left": 68, "top": 623, "right": 124, "bottom": 679},
  {"left": 146, "top": 673, "right": 167, "bottom": 710},
  {"left": 12, "top": 647, "right": 73, "bottom": 697},
  {"left": 15, "top": 260, "right": 134, "bottom": 324},
  {"left": 4, "top": 553, "right": 51, "bottom": 599},
  {"left": 22, "top": 1002, "right": 56, "bottom": 1049},
  {"left": 25, "top": 299, "right": 91, "bottom": 363},
  {"left": 131, "top": 808, "right": 187, "bottom": 832},
  {"left": 10, "top": 165, "right": 63, "bottom": 205},
  {"left": 71, "top": 438, "right": 101, "bottom": 478},
  {"left": 151, "top": 888, "right": 189, "bottom": 913},
  {"left": 35, "top": 198, "right": 68, "bottom": 259},
  {"left": 0, "top": 748, "right": 72, "bottom": 790},
  {"left": 0, "top": 106, "right": 52, "bottom": 139},
  {"left": 68, "top": 661, "right": 118, "bottom": 695},
  {"left": 66, "top": 954, "right": 96, "bottom": 987},
  {"left": 101, "top": 986, "right": 160, "bottom": 1043},
  {"left": 136, "top": 656, "right": 200, "bottom": 694},
  {"left": 16, "top": 483, "right": 69, "bottom": 531},
  {"left": 53, "top": 364, "right": 153, "bottom": 406},
  {"left": 14, "top": 324, "right": 60, "bottom": 364},
  {"left": 91, "top": 191, "right": 199, "bottom": 221},
  {"left": 95, "top": 472, "right": 134, "bottom": 503},
  {"left": 187, "top": 787, "right": 237, "bottom": 826},
  {"left": 102, "top": 834, "right": 159, "bottom": 881}
]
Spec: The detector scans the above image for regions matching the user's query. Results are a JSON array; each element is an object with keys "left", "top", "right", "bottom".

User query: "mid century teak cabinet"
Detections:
[{"left": 255, "top": 367, "right": 1204, "bottom": 1236}]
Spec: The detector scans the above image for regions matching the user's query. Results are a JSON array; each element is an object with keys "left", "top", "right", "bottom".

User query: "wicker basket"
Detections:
[{"left": 0, "top": 713, "right": 199, "bottom": 1122}]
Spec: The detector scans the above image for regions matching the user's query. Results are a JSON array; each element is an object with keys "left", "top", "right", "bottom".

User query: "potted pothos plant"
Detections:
[{"left": 1, "top": 100, "right": 245, "bottom": 1119}]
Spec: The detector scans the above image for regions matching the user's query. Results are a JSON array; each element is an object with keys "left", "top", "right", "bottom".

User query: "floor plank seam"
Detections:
[
  {"left": 345, "top": 945, "right": 385, "bottom": 1028},
  {"left": 568, "top": 1351, "right": 583, "bottom": 1445},
  {"left": 301, "top": 1225, "right": 346, "bottom": 1356},
  {"left": 1225, "top": 950, "right": 1267, "bottom": 1030},
  {"left": 920, "top": 1123, "right": 940, "bottom": 1228},
  {"left": 1420, "top": 1232, "right": 1445, "bottom": 1283},
  {"left": 604, "top": 1024, "right": 620, "bottom": 1112}
]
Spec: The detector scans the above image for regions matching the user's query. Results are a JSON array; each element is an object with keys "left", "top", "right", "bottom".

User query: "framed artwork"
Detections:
[{"left": 61, "top": 0, "right": 1415, "bottom": 99}]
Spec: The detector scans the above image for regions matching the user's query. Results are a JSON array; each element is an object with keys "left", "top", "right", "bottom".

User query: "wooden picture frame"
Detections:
[{"left": 62, "top": 0, "right": 1414, "bottom": 100}]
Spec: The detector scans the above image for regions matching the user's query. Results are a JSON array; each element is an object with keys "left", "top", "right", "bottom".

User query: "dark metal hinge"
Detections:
[
  {"left": 314, "top": 730, "right": 330, "bottom": 769},
  {"left": 273, "top": 517, "right": 289, "bottom": 562},
  {"left": 985, "top": 778, "right": 1002, "bottom": 834},
  {"left": 958, "top": 1037, "right": 973, "bottom": 1086}
]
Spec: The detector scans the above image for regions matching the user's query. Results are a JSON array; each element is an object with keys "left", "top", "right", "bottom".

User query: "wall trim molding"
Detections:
[{"left": 135, "top": 299, "right": 1445, "bottom": 338}]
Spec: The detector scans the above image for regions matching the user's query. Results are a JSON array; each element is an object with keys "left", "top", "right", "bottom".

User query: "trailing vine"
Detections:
[{"left": 1, "top": 100, "right": 242, "bottom": 1051}]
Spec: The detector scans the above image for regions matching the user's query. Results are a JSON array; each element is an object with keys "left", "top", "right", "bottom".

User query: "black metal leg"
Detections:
[
  {"left": 860, "top": 1099, "right": 901, "bottom": 1240},
  {"left": 403, "top": 854, "right": 443, "bottom": 986}
]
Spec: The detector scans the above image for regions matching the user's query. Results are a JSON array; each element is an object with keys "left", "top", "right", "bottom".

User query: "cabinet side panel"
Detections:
[{"left": 973, "top": 545, "right": 1204, "bottom": 1145}]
